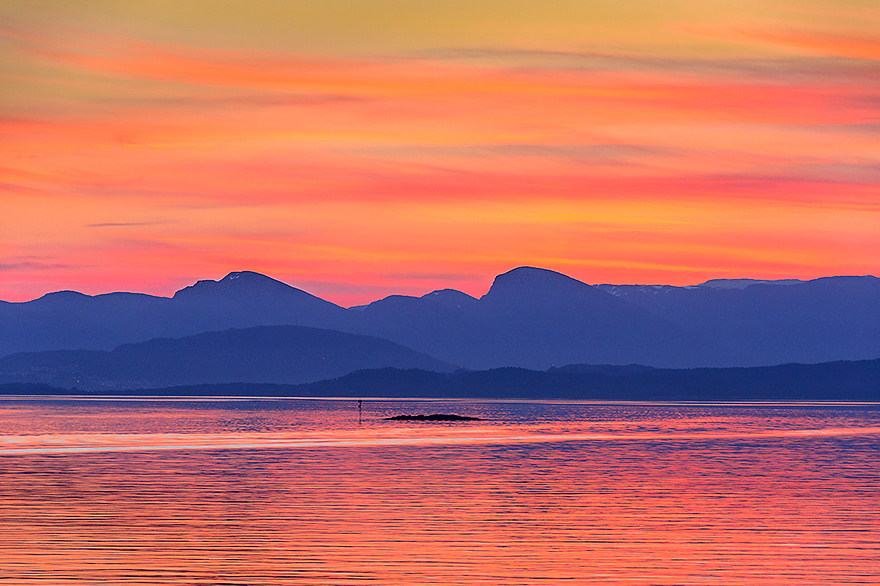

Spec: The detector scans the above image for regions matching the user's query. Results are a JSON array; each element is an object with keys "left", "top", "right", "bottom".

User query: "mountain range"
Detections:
[{"left": 1, "top": 267, "right": 878, "bottom": 390}]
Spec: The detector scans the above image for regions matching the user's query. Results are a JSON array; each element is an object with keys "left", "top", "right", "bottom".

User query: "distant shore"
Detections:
[{"left": 1, "top": 358, "right": 878, "bottom": 401}]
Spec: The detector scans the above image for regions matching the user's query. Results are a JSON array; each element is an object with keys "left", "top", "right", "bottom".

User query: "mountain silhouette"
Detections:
[
  {"left": 343, "top": 267, "right": 702, "bottom": 369},
  {"left": 170, "top": 271, "right": 347, "bottom": 333},
  {"left": 1, "top": 267, "right": 878, "bottom": 369},
  {"left": 597, "top": 275, "right": 880, "bottom": 365},
  {"left": 459, "top": 267, "right": 701, "bottom": 368},
  {"left": 0, "top": 271, "right": 346, "bottom": 356},
  {"left": 0, "top": 325, "right": 456, "bottom": 390}
]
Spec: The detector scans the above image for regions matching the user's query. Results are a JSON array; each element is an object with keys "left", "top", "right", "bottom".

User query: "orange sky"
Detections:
[{"left": 1, "top": 1, "right": 878, "bottom": 306}]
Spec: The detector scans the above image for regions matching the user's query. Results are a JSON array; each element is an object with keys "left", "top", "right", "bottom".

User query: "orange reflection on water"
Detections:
[{"left": 0, "top": 399, "right": 878, "bottom": 584}]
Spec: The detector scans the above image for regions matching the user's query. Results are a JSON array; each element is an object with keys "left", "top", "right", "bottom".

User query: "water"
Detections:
[{"left": 0, "top": 398, "right": 878, "bottom": 585}]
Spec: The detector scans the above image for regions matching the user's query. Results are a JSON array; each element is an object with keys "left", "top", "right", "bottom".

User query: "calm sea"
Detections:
[{"left": 0, "top": 398, "right": 878, "bottom": 585}]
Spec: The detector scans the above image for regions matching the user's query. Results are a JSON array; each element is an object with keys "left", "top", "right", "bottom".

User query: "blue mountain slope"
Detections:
[
  {"left": 0, "top": 325, "right": 456, "bottom": 390},
  {"left": 0, "top": 271, "right": 346, "bottom": 356},
  {"left": 460, "top": 267, "right": 703, "bottom": 369},
  {"left": 598, "top": 275, "right": 880, "bottom": 365}
]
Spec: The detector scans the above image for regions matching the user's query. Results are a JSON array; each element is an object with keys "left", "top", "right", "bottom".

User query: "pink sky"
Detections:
[{"left": 1, "top": 1, "right": 878, "bottom": 306}]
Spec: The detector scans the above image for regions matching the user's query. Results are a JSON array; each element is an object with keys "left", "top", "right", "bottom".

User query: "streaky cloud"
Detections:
[
  {"left": 87, "top": 221, "right": 166, "bottom": 228},
  {"left": 411, "top": 46, "right": 880, "bottom": 82},
  {"left": 0, "top": 261, "right": 80, "bottom": 271}
]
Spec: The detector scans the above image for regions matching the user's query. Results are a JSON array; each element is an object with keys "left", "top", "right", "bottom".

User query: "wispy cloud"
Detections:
[
  {"left": 87, "top": 221, "right": 166, "bottom": 228},
  {"left": 735, "top": 29, "right": 880, "bottom": 61},
  {"left": 0, "top": 261, "right": 80, "bottom": 271},
  {"left": 360, "top": 144, "right": 684, "bottom": 163},
  {"left": 413, "top": 47, "right": 880, "bottom": 83},
  {"left": 110, "top": 92, "right": 367, "bottom": 110}
]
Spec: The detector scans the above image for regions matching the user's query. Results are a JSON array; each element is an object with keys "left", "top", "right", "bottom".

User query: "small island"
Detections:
[{"left": 385, "top": 414, "right": 482, "bottom": 421}]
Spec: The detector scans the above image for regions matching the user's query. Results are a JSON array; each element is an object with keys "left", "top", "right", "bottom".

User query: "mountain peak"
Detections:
[
  {"left": 421, "top": 289, "right": 478, "bottom": 308},
  {"left": 219, "top": 270, "right": 275, "bottom": 283},
  {"left": 40, "top": 290, "right": 90, "bottom": 299},
  {"left": 173, "top": 271, "right": 299, "bottom": 299},
  {"left": 218, "top": 270, "right": 294, "bottom": 286},
  {"left": 29, "top": 290, "right": 92, "bottom": 306},
  {"left": 483, "top": 266, "right": 592, "bottom": 300}
]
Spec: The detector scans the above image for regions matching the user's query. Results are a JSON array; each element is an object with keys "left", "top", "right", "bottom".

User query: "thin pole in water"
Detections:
[{"left": 358, "top": 399, "right": 362, "bottom": 424}]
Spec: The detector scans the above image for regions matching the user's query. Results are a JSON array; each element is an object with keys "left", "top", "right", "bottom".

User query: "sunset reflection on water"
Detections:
[{"left": 0, "top": 399, "right": 878, "bottom": 584}]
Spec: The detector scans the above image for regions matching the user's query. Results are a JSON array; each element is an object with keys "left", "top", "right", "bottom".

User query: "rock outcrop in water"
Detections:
[{"left": 385, "top": 414, "right": 481, "bottom": 421}]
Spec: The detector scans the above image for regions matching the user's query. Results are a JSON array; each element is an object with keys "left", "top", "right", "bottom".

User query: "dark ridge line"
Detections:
[{"left": 1, "top": 357, "right": 878, "bottom": 401}]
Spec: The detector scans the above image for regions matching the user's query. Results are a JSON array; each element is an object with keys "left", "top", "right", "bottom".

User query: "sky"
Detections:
[{"left": 1, "top": 0, "right": 878, "bottom": 306}]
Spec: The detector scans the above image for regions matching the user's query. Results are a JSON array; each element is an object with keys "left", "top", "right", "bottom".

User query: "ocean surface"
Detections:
[{"left": 0, "top": 397, "right": 878, "bottom": 585}]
